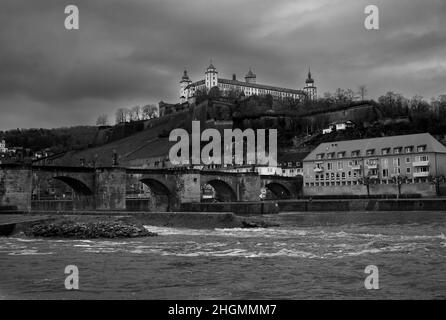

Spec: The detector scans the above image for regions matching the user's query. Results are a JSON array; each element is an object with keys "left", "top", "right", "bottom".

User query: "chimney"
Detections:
[{"left": 232, "top": 74, "right": 237, "bottom": 81}]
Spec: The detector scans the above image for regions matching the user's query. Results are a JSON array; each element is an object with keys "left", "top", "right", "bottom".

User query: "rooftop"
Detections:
[{"left": 218, "top": 78, "right": 305, "bottom": 95}]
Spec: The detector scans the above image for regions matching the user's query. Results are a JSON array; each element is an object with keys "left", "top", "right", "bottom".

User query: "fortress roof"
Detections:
[{"left": 218, "top": 78, "right": 305, "bottom": 95}]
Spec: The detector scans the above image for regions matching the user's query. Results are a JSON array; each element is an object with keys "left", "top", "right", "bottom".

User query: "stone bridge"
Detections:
[{"left": 0, "top": 164, "right": 302, "bottom": 212}]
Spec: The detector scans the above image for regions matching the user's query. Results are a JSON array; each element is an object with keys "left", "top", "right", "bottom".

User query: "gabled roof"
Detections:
[{"left": 304, "top": 133, "right": 446, "bottom": 161}]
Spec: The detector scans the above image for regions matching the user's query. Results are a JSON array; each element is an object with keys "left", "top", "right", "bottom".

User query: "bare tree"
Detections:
[
  {"left": 115, "top": 108, "right": 127, "bottom": 124},
  {"left": 96, "top": 114, "right": 108, "bottom": 126},
  {"left": 142, "top": 104, "right": 159, "bottom": 119},
  {"left": 358, "top": 85, "right": 368, "bottom": 101},
  {"left": 345, "top": 89, "right": 357, "bottom": 102},
  {"left": 130, "top": 105, "right": 142, "bottom": 122}
]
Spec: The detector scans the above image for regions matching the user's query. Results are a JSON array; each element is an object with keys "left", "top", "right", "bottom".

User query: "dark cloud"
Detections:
[{"left": 0, "top": 0, "right": 445, "bottom": 129}]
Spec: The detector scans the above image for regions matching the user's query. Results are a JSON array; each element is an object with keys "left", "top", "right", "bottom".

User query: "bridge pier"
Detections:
[
  {"left": 174, "top": 173, "right": 201, "bottom": 208},
  {"left": 95, "top": 168, "right": 127, "bottom": 210},
  {"left": 236, "top": 174, "right": 262, "bottom": 201},
  {"left": 0, "top": 165, "right": 32, "bottom": 212}
]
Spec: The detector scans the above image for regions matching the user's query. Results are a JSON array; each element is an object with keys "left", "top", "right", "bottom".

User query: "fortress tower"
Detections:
[
  {"left": 244, "top": 68, "right": 256, "bottom": 84},
  {"left": 180, "top": 69, "right": 192, "bottom": 103},
  {"left": 205, "top": 61, "right": 218, "bottom": 90},
  {"left": 304, "top": 68, "right": 317, "bottom": 100}
]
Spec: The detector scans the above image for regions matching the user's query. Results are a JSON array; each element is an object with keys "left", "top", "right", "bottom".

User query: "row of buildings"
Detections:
[
  {"left": 1, "top": 139, "right": 53, "bottom": 164},
  {"left": 196, "top": 133, "right": 446, "bottom": 197}
]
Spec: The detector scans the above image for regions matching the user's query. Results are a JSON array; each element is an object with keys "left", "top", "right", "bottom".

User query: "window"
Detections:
[
  {"left": 327, "top": 162, "right": 333, "bottom": 171},
  {"left": 393, "top": 147, "right": 402, "bottom": 154},
  {"left": 405, "top": 146, "right": 413, "bottom": 153},
  {"left": 327, "top": 152, "right": 335, "bottom": 159},
  {"left": 338, "top": 152, "right": 345, "bottom": 159},
  {"left": 406, "top": 167, "right": 411, "bottom": 174},
  {"left": 405, "top": 157, "right": 410, "bottom": 163},
  {"left": 417, "top": 155, "right": 429, "bottom": 162},
  {"left": 352, "top": 150, "right": 360, "bottom": 157},
  {"left": 382, "top": 169, "right": 389, "bottom": 177},
  {"left": 382, "top": 148, "right": 390, "bottom": 155},
  {"left": 366, "top": 149, "right": 375, "bottom": 156},
  {"left": 417, "top": 145, "right": 426, "bottom": 152},
  {"left": 341, "top": 172, "right": 346, "bottom": 179},
  {"left": 393, "top": 158, "right": 401, "bottom": 167},
  {"left": 316, "top": 153, "right": 324, "bottom": 160},
  {"left": 337, "top": 162, "right": 343, "bottom": 170}
]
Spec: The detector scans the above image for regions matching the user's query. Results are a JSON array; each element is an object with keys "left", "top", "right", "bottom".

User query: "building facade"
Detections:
[
  {"left": 180, "top": 63, "right": 316, "bottom": 103},
  {"left": 302, "top": 133, "right": 446, "bottom": 196},
  {"left": 0, "top": 140, "right": 7, "bottom": 153}
]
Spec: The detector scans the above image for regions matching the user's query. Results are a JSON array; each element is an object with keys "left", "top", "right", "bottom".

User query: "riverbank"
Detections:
[{"left": 181, "top": 198, "right": 446, "bottom": 214}]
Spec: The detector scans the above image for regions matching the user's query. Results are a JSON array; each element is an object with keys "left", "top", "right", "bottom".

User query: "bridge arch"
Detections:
[
  {"left": 53, "top": 176, "right": 93, "bottom": 196},
  {"left": 140, "top": 178, "right": 172, "bottom": 211},
  {"left": 264, "top": 182, "right": 291, "bottom": 199},
  {"left": 204, "top": 179, "right": 237, "bottom": 202}
]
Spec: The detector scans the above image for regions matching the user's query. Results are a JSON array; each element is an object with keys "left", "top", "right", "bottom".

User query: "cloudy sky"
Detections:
[{"left": 0, "top": 0, "right": 445, "bottom": 129}]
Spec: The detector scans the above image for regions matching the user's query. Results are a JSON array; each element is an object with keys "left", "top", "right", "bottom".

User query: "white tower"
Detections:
[
  {"left": 180, "top": 69, "right": 192, "bottom": 103},
  {"left": 304, "top": 68, "right": 317, "bottom": 100},
  {"left": 205, "top": 61, "right": 218, "bottom": 91}
]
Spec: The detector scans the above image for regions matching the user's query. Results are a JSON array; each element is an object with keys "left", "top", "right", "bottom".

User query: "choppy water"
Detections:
[{"left": 1, "top": 212, "right": 445, "bottom": 299}]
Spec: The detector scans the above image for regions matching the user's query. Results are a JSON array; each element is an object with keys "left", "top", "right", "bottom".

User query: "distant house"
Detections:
[
  {"left": 0, "top": 139, "right": 7, "bottom": 153},
  {"left": 322, "top": 121, "right": 355, "bottom": 134}
]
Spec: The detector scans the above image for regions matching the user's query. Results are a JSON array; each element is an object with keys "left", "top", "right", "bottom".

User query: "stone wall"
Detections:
[
  {"left": 32, "top": 200, "right": 74, "bottom": 211},
  {"left": 0, "top": 166, "right": 32, "bottom": 212},
  {"left": 304, "top": 183, "right": 437, "bottom": 197}
]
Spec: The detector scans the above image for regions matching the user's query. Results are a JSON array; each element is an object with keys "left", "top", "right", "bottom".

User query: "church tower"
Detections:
[
  {"left": 180, "top": 69, "right": 192, "bottom": 103},
  {"left": 205, "top": 61, "right": 218, "bottom": 91},
  {"left": 304, "top": 68, "right": 317, "bottom": 100}
]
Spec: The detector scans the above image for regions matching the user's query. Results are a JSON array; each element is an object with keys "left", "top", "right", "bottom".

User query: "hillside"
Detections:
[{"left": 44, "top": 105, "right": 206, "bottom": 167}]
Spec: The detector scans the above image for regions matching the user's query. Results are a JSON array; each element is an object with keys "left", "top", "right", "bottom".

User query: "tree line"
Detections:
[{"left": 95, "top": 104, "right": 159, "bottom": 126}]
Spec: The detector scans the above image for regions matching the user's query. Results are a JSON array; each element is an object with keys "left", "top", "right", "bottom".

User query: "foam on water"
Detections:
[
  {"left": 1, "top": 224, "right": 444, "bottom": 259},
  {"left": 8, "top": 249, "right": 54, "bottom": 256}
]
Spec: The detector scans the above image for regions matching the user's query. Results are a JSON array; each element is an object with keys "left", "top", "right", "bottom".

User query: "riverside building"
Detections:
[{"left": 302, "top": 133, "right": 446, "bottom": 196}]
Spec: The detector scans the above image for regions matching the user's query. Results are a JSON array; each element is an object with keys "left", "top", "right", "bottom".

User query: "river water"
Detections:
[{"left": 0, "top": 211, "right": 445, "bottom": 299}]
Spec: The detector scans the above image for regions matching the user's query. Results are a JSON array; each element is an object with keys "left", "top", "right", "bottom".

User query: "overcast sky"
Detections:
[{"left": 0, "top": 0, "right": 445, "bottom": 130}]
